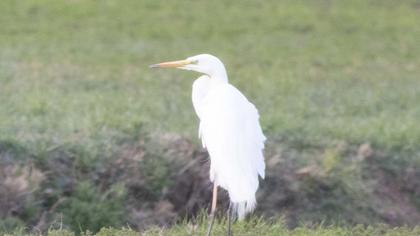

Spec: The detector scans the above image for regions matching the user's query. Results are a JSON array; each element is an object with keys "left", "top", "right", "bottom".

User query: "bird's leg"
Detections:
[
  {"left": 227, "top": 203, "right": 233, "bottom": 236},
  {"left": 206, "top": 183, "right": 218, "bottom": 236}
]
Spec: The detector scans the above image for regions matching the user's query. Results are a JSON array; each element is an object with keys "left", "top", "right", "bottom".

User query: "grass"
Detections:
[
  {"left": 0, "top": 0, "right": 419, "bottom": 151},
  {"left": 0, "top": 0, "right": 420, "bottom": 234},
  {"left": 4, "top": 220, "right": 420, "bottom": 236}
]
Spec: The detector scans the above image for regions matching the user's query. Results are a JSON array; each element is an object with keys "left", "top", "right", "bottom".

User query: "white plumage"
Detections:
[
  {"left": 193, "top": 75, "right": 266, "bottom": 219},
  {"left": 150, "top": 54, "right": 266, "bottom": 220}
]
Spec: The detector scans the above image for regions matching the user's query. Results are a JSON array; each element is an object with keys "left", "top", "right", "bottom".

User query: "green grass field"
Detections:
[
  {"left": 1, "top": 0, "right": 420, "bottom": 235},
  {"left": 4, "top": 222, "right": 420, "bottom": 236}
]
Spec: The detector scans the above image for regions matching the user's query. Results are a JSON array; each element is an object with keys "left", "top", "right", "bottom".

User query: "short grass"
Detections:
[
  {"left": 0, "top": 0, "right": 419, "bottom": 152},
  {"left": 1, "top": 0, "right": 420, "bottom": 234},
  {"left": 4, "top": 220, "right": 420, "bottom": 236}
]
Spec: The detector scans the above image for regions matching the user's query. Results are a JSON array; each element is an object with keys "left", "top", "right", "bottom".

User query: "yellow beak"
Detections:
[{"left": 149, "top": 59, "right": 192, "bottom": 68}]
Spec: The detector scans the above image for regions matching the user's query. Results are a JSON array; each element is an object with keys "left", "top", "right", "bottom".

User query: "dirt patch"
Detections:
[{"left": 0, "top": 162, "right": 44, "bottom": 218}]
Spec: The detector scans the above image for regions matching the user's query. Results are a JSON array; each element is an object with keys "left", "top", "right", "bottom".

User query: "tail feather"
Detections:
[{"left": 232, "top": 197, "right": 256, "bottom": 220}]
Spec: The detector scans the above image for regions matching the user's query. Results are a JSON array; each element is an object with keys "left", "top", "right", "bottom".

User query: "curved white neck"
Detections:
[{"left": 209, "top": 68, "right": 228, "bottom": 83}]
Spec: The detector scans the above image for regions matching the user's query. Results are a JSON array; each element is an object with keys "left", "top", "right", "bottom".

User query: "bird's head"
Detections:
[{"left": 150, "top": 54, "right": 228, "bottom": 81}]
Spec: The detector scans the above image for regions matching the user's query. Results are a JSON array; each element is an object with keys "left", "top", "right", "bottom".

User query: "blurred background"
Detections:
[{"left": 0, "top": 0, "right": 419, "bottom": 234}]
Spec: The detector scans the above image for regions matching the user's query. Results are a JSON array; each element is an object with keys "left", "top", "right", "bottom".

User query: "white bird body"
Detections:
[
  {"left": 192, "top": 75, "right": 266, "bottom": 218},
  {"left": 150, "top": 54, "right": 266, "bottom": 220}
]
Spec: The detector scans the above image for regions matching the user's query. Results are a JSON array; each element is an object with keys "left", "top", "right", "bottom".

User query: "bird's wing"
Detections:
[{"left": 199, "top": 83, "right": 265, "bottom": 217}]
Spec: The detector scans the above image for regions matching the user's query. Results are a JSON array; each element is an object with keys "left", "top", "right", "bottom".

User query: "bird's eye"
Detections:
[{"left": 191, "top": 60, "right": 199, "bottom": 64}]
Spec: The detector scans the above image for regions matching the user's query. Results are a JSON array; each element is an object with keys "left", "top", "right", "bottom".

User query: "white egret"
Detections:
[{"left": 150, "top": 54, "right": 265, "bottom": 236}]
